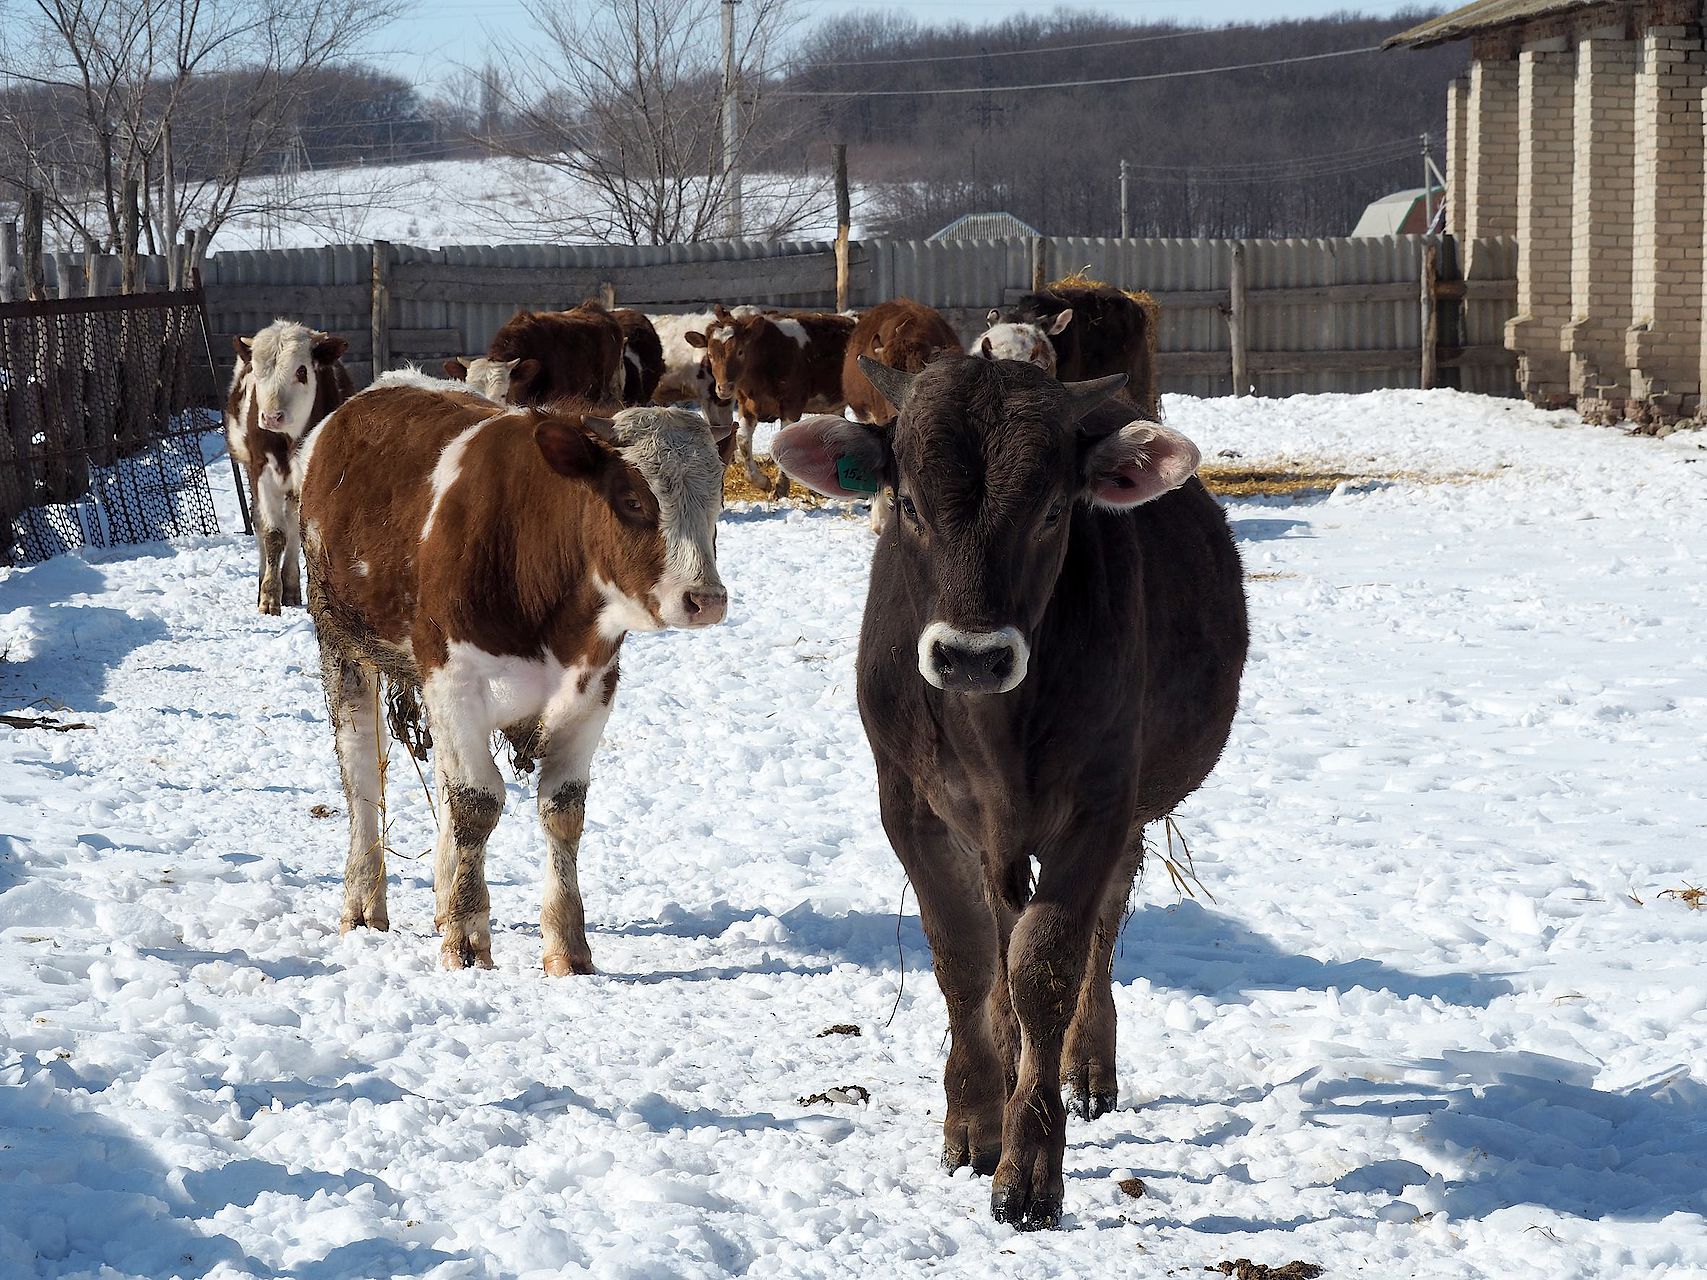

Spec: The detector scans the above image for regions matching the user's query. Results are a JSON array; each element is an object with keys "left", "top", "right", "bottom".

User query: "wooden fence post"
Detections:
[
  {"left": 1030, "top": 236, "right": 1047, "bottom": 293},
  {"left": 370, "top": 240, "right": 391, "bottom": 377},
  {"left": 84, "top": 238, "right": 101, "bottom": 297},
  {"left": 162, "top": 124, "right": 179, "bottom": 291},
  {"left": 833, "top": 143, "right": 851, "bottom": 312},
  {"left": 1228, "top": 240, "right": 1249, "bottom": 395},
  {"left": 0, "top": 220, "right": 17, "bottom": 303},
  {"left": 22, "top": 190, "right": 45, "bottom": 301},
  {"left": 54, "top": 253, "right": 76, "bottom": 300},
  {"left": 121, "top": 177, "right": 140, "bottom": 293},
  {"left": 1421, "top": 240, "right": 1440, "bottom": 390}
]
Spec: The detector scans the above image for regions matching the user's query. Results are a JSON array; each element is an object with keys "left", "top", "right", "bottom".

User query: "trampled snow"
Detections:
[{"left": 1, "top": 391, "right": 1705, "bottom": 1279}]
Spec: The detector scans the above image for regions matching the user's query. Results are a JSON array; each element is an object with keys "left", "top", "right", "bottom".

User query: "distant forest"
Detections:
[{"left": 776, "top": 7, "right": 1465, "bottom": 239}]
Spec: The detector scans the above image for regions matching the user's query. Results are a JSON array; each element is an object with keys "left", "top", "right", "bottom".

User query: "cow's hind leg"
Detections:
[
  {"left": 280, "top": 492, "right": 304, "bottom": 608},
  {"left": 878, "top": 772, "right": 1010, "bottom": 1176},
  {"left": 990, "top": 852, "right": 1111, "bottom": 1231},
  {"left": 320, "top": 636, "right": 389, "bottom": 932},
  {"left": 1063, "top": 837, "right": 1144, "bottom": 1120},
  {"left": 533, "top": 670, "right": 618, "bottom": 976},
  {"left": 423, "top": 674, "right": 504, "bottom": 970}
]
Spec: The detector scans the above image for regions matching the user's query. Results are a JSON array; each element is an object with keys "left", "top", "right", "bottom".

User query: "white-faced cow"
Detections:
[
  {"left": 650, "top": 309, "right": 760, "bottom": 434},
  {"left": 686, "top": 306, "right": 854, "bottom": 495},
  {"left": 972, "top": 312, "right": 1072, "bottom": 377},
  {"left": 298, "top": 384, "right": 733, "bottom": 973},
  {"left": 443, "top": 355, "right": 525, "bottom": 403},
  {"left": 224, "top": 320, "right": 354, "bottom": 614},
  {"left": 772, "top": 354, "right": 1247, "bottom": 1230}
]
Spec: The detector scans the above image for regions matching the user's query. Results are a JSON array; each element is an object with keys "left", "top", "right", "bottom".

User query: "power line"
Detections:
[
  {"left": 1124, "top": 138, "right": 1419, "bottom": 176},
  {"left": 774, "top": 44, "right": 1383, "bottom": 98},
  {"left": 786, "top": 24, "right": 1232, "bottom": 69}
]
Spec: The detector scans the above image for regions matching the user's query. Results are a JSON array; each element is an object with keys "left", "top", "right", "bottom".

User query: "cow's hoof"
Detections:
[
  {"left": 282, "top": 587, "right": 303, "bottom": 608},
  {"left": 257, "top": 596, "right": 282, "bottom": 616},
  {"left": 1066, "top": 1087, "right": 1118, "bottom": 1121},
  {"left": 1063, "top": 1056, "right": 1118, "bottom": 1121},
  {"left": 991, "top": 1168, "right": 1063, "bottom": 1231},
  {"left": 543, "top": 951, "right": 595, "bottom": 977},
  {"left": 942, "top": 1118, "right": 1002, "bottom": 1176},
  {"left": 441, "top": 936, "right": 494, "bottom": 970},
  {"left": 340, "top": 913, "right": 390, "bottom": 934},
  {"left": 770, "top": 473, "right": 792, "bottom": 499}
]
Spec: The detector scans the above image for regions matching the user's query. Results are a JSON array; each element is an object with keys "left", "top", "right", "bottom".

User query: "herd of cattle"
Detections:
[{"left": 220, "top": 282, "right": 1244, "bottom": 1231}]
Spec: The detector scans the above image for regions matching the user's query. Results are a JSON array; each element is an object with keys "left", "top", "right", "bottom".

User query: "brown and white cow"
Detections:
[
  {"left": 298, "top": 384, "right": 733, "bottom": 973},
  {"left": 650, "top": 310, "right": 757, "bottom": 434},
  {"left": 843, "top": 299, "right": 963, "bottom": 426},
  {"left": 613, "top": 309, "right": 664, "bottom": 407},
  {"left": 773, "top": 355, "right": 1247, "bottom": 1230},
  {"left": 972, "top": 311, "right": 1072, "bottom": 377},
  {"left": 487, "top": 303, "right": 625, "bottom": 408},
  {"left": 224, "top": 320, "right": 354, "bottom": 614},
  {"left": 443, "top": 355, "right": 527, "bottom": 403},
  {"left": 686, "top": 306, "right": 854, "bottom": 495}
]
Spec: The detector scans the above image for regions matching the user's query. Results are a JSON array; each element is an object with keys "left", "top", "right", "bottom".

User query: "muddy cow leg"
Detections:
[
  {"left": 319, "top": 635, "right": 389, "bottom": 932},
  {"left": 877, "top": 770, "right": 1010, "bottom": 1176},
  {"left": 423, "top": 675, "right": 504, "bottom": 970},
  {"left": 990, "top": 844, "right": 1116, "bottom": 1231},
  {"left": 280, "top": 491, "right": 304, "bottom": 608},
  {"left": 254, "top": 465, "right": 288, "bottom": 615},
  {"left": 1063, "top": 835, "right": 1144, "bottom": 1121},
  {"left": 735, "top": 400, "right": 768, "bottom": 493},
  {"left": 533, "top": 667, "right": 620, "bottom": 977}
]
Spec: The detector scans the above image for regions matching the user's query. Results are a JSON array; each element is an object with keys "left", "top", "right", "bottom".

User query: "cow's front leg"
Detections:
[
  {"left": 991, "top": 853, "right": 1111, "bottom": 1231},
  {"left": 253, "top": 468, "right": 288, "bottom": 615},
  {"left": 735, "top": 400, "right": 767, "bottom": 493},
  {"left": 281, "top": 492, "right": 304, "bottom": 608},
  {"left": 878, "top": 772, "right": 1011, "bottom": 1175},
  {"left": 422, "top": 671, "right": 504, "bottom": 970},
  {"left": 318, "top": 636, "right": 389, "bottom": 932},
  {"left": 1063, "top": 836, "right": 1144, "bottom": 1120},
  {"left": 534, "top": 664, "right": 618, "bottom": 976}
]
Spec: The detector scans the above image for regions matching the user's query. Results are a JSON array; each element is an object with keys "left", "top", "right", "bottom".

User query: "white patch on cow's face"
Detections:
[
  {"left": 974, "top": 323, "right": 1057, "bottom": 376},
  {"left": 916, "top": 622, "right": 1031, "bottom": 694},
  {"left": 246, "top": 319, "right": 322, "bottom": 439},
  {"left": 772, "top": 317, "right": 808, "bottom": 348},
  {"left": 609, "top": 406, "right": 727, "bottom": 630},
  {"left": 421, "top": 420, "right": 493, "bottom": 543}
]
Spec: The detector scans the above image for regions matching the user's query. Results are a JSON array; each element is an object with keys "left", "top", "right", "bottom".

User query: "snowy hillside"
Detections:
[{"left": 1, "top": 392, "right": 1705, "bottom": 1279}]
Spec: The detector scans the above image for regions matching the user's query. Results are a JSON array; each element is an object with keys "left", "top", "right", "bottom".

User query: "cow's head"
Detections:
[
  {"left": 235, "top": 320, "right": 347, "bottom": 438},
  {"left": 973, "top": 311, "right": 1071, "bottom": 376},
  {"left": 533, "top": 405, "right": 735, "bottom": 631},
  {"left": 684, "top": 306, "right": 757, "bottom": 401},
  {"left": 772, "top": 355, "right": 1200, "bottom": 694},
  {"left": 443, "top": 355, "right": 530, "bottom": 403}
]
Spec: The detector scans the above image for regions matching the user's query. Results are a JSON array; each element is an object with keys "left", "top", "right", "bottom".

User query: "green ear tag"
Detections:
[{"left": 836, "top": 456, "right": 880, "bottom": 494}]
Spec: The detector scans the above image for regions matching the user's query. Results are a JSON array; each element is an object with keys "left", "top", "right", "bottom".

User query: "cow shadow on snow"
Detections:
[
  {"left": 0, "top": 557, "right": 168, "bottom": 713},
  {"left": 0, "top": 1060, "right": 474, "bottom": 1279},
  {"left": 1309, "top": 1054, "right": 1707, "bottom": 1225}
]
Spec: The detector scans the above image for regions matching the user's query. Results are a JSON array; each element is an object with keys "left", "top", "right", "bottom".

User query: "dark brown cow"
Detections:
[
  {"left": 613, "top": 309, "right": 665, "bottom": 407},
  {"left": 224, "top": 319, "right": 354, "bottom": 614},
  {"left": 843, "top": 299, "right": 963, "bottom": 425},
  {"left": 686, "top": 306, "right": 854, "bottom": 494},
  {"left": 772, "top": 355, "right": 1247, "bottom": 1230},
  {"left": 988, "top": 286, "right": 1161, "bottom": 420},
  {"left": 298, "top": 378, "right": 732, "bottom": 973},
  {"left": 487, "top": 302, "right": 625, "bottom": 408}
]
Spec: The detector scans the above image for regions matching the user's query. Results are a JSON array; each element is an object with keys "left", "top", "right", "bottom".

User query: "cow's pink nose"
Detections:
[
  {"left": 261, "top": 410, "right": 285, "bottom": 427},
  {"left": 682, "top": 589, "right": 727, "bottom": 625}
]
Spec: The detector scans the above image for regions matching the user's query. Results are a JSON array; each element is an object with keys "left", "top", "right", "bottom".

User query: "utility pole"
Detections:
[
  {"left": 721, "top": 0, "right": 743, "bottom": 238},
  {"left": 1421, "top": 132, "right": 1434, "bottom": 231},
  {"left": 1119, "top": 159, "right": 1131, "bottom": 239}
]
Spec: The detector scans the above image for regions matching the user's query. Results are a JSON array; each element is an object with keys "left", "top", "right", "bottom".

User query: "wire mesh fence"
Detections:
[{"left": 0, "top": 286, "right": 222, "bottom": 565}]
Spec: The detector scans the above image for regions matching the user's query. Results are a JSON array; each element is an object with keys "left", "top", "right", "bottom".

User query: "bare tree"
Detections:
[
  {"left": 0, "top": 0, "right": 401, "bottom": 275},
  {"left": 487, "top": 0, "right": 830, "bottom": 244}
]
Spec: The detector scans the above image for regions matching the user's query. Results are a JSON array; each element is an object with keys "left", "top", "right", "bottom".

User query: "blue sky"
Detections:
[{"left": 368, "top": 0, "right": 1436, "bottom": 92}]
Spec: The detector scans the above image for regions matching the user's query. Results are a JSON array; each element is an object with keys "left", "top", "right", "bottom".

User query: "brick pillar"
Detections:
[
  {"left": 1627, "top": 23, "right": 1706, "bottom": 420},
  {"left": 1564, "top": 33, "right": 1638, "bottom": 418},
  {"left": 1463, "top": 54, "right": 1520, "bottom": 279},
  {"left": 1446, "top": 76, "right": 1470, "bottom": 238},
  {"left": 1506, "top": 39, "right": 1576, "bottom": 402}
]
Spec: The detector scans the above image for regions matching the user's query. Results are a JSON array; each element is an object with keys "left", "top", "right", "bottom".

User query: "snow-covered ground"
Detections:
[
  {"left": 2, "top": 391, "right": 1705, "bottom": 1280},
  {"left": 214, "top": 158, "right": 853, "bottom": 252}
]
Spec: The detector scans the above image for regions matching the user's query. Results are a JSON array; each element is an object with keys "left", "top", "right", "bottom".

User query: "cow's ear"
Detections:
[
  {"left": 986, "top": 308, "right": 1001, "bottom": 325},
  {"left": 979, "top": 336, "right": 994, "bottom": 359},
  {"left": 1047, "top": 309, "right": 1074, "bottom": 337},
  {"left": 773, "top": 415, "right": 890, "bottom": 499},
  {"left": 1080, "top": 421, "right": 1200, "bottom": 509},
  {"left": 312, "top": 333, "right": 348, "bottom": 363},
  {"left": 443, "top": 358, "right": 469, "bottom": 380},
  {"left": 684, "top": 330, "right": 708, "bottom": 349},
  {"left": 535, "top": 416, "right": 610, "bottom": 479},
  {"left": 511, "top": 358, "right": 541, "bottom": 391},
  {"left": 232, "top": 336, "right": 252, "bottom": 364}
]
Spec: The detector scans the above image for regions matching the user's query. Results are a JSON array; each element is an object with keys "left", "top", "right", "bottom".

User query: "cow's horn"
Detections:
[
  {"left": 857, "top": 356, "right": 915, "bottom": 412},
  {"left": 1063, "top": 373, "right": 1128, "bottom": 426}
]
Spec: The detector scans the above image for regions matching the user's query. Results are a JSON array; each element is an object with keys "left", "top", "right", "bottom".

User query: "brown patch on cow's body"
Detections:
[
  {"left": 488, "top": 303, "right": 625, "bottom": 408},
  {"left": 843, "top": 299, "right": 963, "bottom": 425}
]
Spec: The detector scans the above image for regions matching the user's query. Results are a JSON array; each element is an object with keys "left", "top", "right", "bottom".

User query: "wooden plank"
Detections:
[
  {"left": 1156, "top": 351, "right": 1235, "bottom": 376},
  {"left": 1228, "top": 241, "right": 1249, "bottom": 394},
  {"left": 390, "top": 328, "right": 464, "bottom": 355},
  {"left": 1439, "top": 344, "right": 1518, "bottom": 368},
  {"left": 1249, "top": 349, "right": 1411, "bottom": 375},
  {"left": 371, "top": 241, "right": 391, "bottom": 376},
  {"left": 205, "top": 282, "right": 368, "bottom": 316},
  {"left": 1421, "top": 241, "right": 1439, "bottom": 390},
  {"left": 214, "top": 329, "right": 373, "bottom": 358},
  {"left": 389, "top": 251, "right": 865, "bottom": 307}
]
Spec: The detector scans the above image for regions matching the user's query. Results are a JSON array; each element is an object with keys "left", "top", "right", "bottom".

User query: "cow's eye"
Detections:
[
  {"left": 621, "top": 494, "right": 646, "bottom": 516},
  {"left": 295, "top": 365, "right": 308, "bottom": 384},
  {"left": 1043, "top": 500, "right": 1068, "bottom": 527},
  {"left": 898, "top": 495, "right": 920, "bottom": 525}
]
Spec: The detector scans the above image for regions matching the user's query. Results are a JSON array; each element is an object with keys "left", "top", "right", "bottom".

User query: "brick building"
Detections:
[{"left": 1389, "top": 0, "right": 1707, "bottom": 424}]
